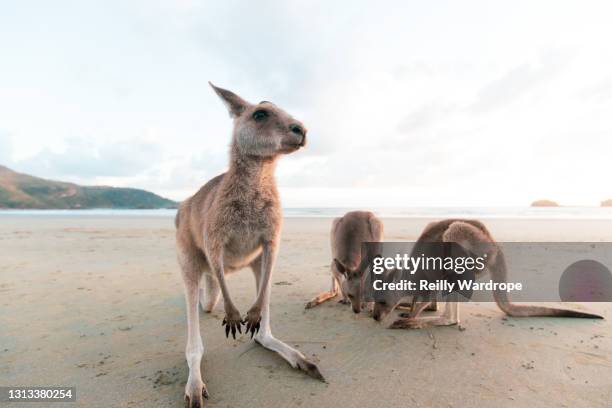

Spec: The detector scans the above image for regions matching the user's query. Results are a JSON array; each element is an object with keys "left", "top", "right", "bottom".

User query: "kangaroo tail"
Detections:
[{"left": 491, "top": 251, "right": 604, "bottom": 319}]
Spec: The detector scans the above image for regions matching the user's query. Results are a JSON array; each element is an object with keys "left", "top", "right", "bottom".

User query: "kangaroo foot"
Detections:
[
  {"left": 305, "top": 291, "right": 338, "bottom": 309},
  {"left": 389, "top": 317, "right": 458, "bottom": 329},
  {"left": 296, "top": 356, "right": 325, "bottom": 382},
  {"left": 389, "top": 318, "right": 426, "bottom": 329},
  {"left": 184, "top": 382, "right": 209, "bottom": 408}
]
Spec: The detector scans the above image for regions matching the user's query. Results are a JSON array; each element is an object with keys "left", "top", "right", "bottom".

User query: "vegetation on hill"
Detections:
[{"left": 0, "top": 165, "right": 177, "bottom": 209}]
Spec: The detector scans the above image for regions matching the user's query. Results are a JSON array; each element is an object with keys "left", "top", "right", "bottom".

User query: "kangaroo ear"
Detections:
[
  {"left": 209, "top": 82, "right": 248, "bottom": 118},
  {"left": 333, "top": 258, "right": 346, "bottom": 275}
]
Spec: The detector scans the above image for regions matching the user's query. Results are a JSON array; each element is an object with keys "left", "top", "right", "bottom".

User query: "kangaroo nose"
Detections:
[
  {"left": 289, "top": 123, "right": 306, "bottom": 136},
  {"left": 289, "top": 124, "right": 306, "bottom": 146},
  {"left": 289, "top": 123, "right": 304, "bottom": 136}
]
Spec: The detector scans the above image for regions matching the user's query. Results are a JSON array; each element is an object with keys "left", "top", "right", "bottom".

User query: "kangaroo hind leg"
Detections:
[
  {"left": 305, "top": 275, "right": 340, "bottom": 309},
  {"left": 390, "top": 293, "right": 460, "bottom": 329},
  {"left": 250, "top": 249, "right": 325, "bottom": 381},
  {"left": 200, "top": 272, "right": 221, "bottom": 313},
  {"left": 178, "top": 247, "right": 209, "bottom": 407}
]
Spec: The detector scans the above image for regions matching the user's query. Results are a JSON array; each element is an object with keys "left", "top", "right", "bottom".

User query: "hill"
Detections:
[
  {"left": 530, "top": 199, "right": 559, "bottom": 207},
  {"left": 0, "top": 165, "right": 177, "bottom": 209}
]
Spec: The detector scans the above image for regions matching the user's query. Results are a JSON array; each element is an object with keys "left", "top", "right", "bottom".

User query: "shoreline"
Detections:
[{"left": 1, "top": 206, "right": 612, "bottom": 219}]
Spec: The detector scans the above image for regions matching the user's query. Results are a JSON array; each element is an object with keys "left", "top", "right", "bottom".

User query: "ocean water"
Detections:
[{"left": 1, "top": 207, "right": 612, "bottom": 219}]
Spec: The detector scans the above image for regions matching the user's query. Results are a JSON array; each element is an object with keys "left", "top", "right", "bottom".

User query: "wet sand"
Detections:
[{"left": 1, "top": 216, "right": 611, "bottom": 407}]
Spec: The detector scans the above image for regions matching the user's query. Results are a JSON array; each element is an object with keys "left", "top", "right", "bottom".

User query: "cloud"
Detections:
[
  {"left": 184, "top": 2, "right": 322, "bottom": 106},
  {"left": 470, "top": 50, "right": 573, "bottom": 112},
  {"left": 15, "top": 138, "right": 163, "bottom": 183},
  {"left": 0, "top": 131, "right": 13, "bottom": 165},
  {"left": 397, "top": 103, "right": 458, "bottom": 134},
  {"left": 2, "top": 3, "right": 612, "bottom": 206},
  {"left": 576, "top": 76, "right": 612, "bottom": 102}
]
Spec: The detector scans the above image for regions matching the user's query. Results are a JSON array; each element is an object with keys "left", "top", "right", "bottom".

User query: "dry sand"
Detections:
[{"left": 1, "top": 216, "right": 611, "bottom": 407}]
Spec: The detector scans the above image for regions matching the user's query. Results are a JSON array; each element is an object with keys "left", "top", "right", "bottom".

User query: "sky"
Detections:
[{"left": 1, "top": 0, "right": 611, "bottom": 207}]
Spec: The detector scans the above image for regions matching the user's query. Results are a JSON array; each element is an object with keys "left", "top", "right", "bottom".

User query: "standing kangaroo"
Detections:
[
  {"left": 176, "top": 83, "right": 323, "bottom": 408},
  {"left": 305, "top": 211, "right": 384, "bottom": 313},
  {"left": 371, "top": 219, "right": 604, "bottom": 328}
]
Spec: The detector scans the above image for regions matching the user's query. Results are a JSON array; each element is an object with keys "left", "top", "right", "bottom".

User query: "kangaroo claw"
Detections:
[
  {"left": 243, "top": 309, "right": 262, "bottom": 339},
  {"left": 222, "top": 309, "right": 243, "bottom": 339}
]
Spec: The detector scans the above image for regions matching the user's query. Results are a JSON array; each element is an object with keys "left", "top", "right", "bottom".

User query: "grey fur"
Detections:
[
  {"left": 305, "top": 211, "right": 384, "bottom": 313},
  {"left": 371, "top": 219, "right": 603, "bottom": 329}
]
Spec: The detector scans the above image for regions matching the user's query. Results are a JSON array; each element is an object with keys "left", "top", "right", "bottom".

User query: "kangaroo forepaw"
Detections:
[
  {"left": 338, "top": 298, "right": 350, "bottom": 305},
  {"left": 222, "top": 309, "right": 243, "bottom": 339},
  {"left": 184, "top": 383, "right": 209, "bottom": 408},
  {"left": 243, "top": 308, "right": 262, "bottom": 338}
]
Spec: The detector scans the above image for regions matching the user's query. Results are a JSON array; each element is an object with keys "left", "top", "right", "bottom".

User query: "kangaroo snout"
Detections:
[
  {"left": 348, "top": 294, "right": 361, "bottom": 313},
  {"left": 289, "top": 123, "right": 307, "bottom": 146}
]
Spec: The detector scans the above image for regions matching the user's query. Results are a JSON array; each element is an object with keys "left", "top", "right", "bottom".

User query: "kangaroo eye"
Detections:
[{"left": 252, "top": 110, "right": 268, "bottom": 121}]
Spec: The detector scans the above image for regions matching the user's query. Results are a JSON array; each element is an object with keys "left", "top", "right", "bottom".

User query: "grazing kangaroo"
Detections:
[
  {"left": 305, "top": 211, "right": 384, "bottom": 313},
  {"left": 176, "top": 83, "right": 322, "bottom": 408},
  {"left": 371, "top": 219, "right": 604, "bottom": 328}
]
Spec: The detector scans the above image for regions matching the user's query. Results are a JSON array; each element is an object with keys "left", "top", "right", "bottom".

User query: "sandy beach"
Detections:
[{"left": 1, "top": 215, "right": 611, "bottom": 407}]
